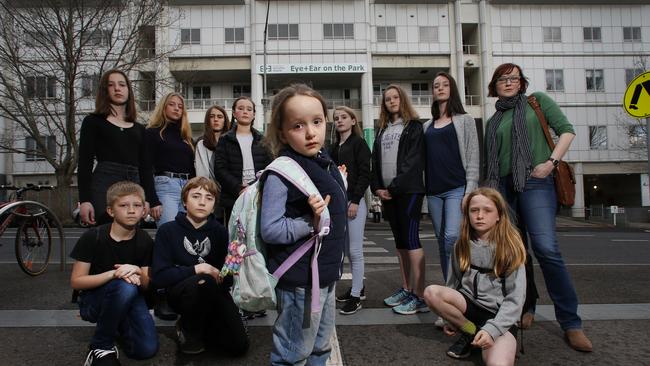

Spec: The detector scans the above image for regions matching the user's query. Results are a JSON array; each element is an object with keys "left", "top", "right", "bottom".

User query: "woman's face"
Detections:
[
  {"left": 208, "top": 108, "right": 226, "bottom": 133},
  {"left": 233, "top": 99, "right": 255, "bottom": 126},
  {"left": 334, "top": 110, "right": 356, "bottom": 134},
  {"left": 164, "top": 96, "right": 184, "bottom": 122},
  {"left": 383, "top": 88, "right": 401, "bottom": 116},
  {"left": 495, "top": 68, "right": 522, "bottom": 99},
  {"left": 107, "top": 72, "right": 128, "bottom": 105},
  {"left": 432, "top": 75, "right": 451, "bottom": 103}
]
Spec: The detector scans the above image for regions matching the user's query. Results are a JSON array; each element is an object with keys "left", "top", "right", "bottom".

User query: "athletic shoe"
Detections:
[
  {"left": 434, "top": 316, "right": 445, "bottom": 328},
  {"left": 240, "top": 309, "right": 267, "bottom": 320},
  {"left": 176, "top": 319, "right": 205, "bottom": 355},
  {"left": 84, "top": 347, "right": 120, "bottom": 366},
  {"left": 339, "top": 296, "right": 362, "bottom": 315},
  {"left": 336, "top": 286, "right": 366, "bottom": 302},
  {"left": 447, "top": 333, "right": 474, "bottom": 359},
  {"left": 383, "top": 288, "right": 410, "bottom": 307},
  {"left": 392, "top": 294, "right": 430, "bottom": 315}
]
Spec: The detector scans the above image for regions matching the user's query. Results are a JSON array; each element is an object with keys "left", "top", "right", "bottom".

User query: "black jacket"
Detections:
[
  {"left": 213, "top": 126, "right": 273, "bottom": 210},
  {"left": 370, "top": 120, "right": 425, "bottom": 195},
  {"left": 329, "top": 134, "right": 371, "bottom": 204}
]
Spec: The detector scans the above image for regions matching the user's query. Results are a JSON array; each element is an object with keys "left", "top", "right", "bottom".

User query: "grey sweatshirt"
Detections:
[{"left": 446, "top": 239, "right": 526, "bottom": 341}]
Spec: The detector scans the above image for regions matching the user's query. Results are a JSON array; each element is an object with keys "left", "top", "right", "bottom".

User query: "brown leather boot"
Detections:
[{"left": 565, "top": 329, "right": 593, "bottom": 352}]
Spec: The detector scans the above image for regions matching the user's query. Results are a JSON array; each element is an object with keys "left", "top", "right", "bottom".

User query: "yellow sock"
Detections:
[{"left": 460, "top": 321, "right": 477, "bottom": 335}]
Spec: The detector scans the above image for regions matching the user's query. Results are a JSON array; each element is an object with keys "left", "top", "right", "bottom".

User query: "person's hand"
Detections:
[
  {"left": 144, "top": 201, "right": 151, "bottom": 218},
  {"left": 122, "top": 273, "right": 142, "bottom": 286},
  {"left": 150, "top": 205, "right": 163, "bottom": 221},
  {"left": 443, "top": 324, "right": 457, "bottom": 336},
  {"left": 79, "top": 202, "right": 96, "bottom": 226},
  {"left": 347, "top": 203, "right": 359, "bottom": 219},
  {"left": 114, "top": 264, "right": 141, "bottom": 279},
  {"left": 472, "top": 330, "right": 494, "bottom": 349},
  {"left": 308, "top": 194, "right": 331, "bottom": 229},
  {"left": 375, "top": 189, "right": 392, "bottom": 201},
  {"left": 338, "top": 164, "right": 348, "bottom": 179},
  {"left": 531, "top": 160, "right": 554, "bottom": 179},
  {"left": 195, "top": 263, "right": 221, "bottom": 282}
]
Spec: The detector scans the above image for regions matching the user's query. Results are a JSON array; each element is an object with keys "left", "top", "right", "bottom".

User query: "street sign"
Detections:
[
  {"left": 624, "top": 71, "right": 650, "bottom": 118},
  {"left": 610, "top": 205, "right": 619, "bottom": 214}
]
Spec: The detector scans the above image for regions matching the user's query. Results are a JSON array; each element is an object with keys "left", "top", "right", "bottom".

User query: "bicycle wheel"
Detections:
[{"left": 15, "top": 214, "right": 52, "bottom": 276}]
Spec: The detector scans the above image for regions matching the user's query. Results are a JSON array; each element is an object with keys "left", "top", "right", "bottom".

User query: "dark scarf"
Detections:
[{"left": 485, "top": 93, "right": 532, "bottom": 192}]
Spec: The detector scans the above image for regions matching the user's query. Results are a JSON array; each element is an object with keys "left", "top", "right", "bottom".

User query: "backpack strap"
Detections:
[{"left": 468, "top": 264, "right": 507, "bottom": 299}]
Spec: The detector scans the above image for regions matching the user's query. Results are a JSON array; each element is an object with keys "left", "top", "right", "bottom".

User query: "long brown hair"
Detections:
[
  {"left": 94, "top": 69, "right": 137, "bottom": 122},
  {"left": 201, "top": 105, "right": 230, "bottom": 150},
  {"left": 146, "top": 92, "right": 194, "bottom": 151},
  {"left": 455, "top": 187, "right": 526, "bottom": 277},
  {"left": 378, "top": 84, "right": 418, "bottom": 130},
  {"left": 333, "top": 106, "right": 362, "bottom": 143},
  {"left": 431, "top": 72, "right": 466, "bottom": 120},
  {"left": 231, "top": 96, "right": 256, "bottom": 129}
]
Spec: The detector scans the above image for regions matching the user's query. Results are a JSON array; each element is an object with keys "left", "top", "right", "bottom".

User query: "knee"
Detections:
[
  {"left": 423, "top": 285, "right": 443, "bottom": 308},
  {"left": 130, "top": 337, "right": 159, "bottom": 360},
  {"left": 109, "top": 280, "right": 139, "bottom": 302}
]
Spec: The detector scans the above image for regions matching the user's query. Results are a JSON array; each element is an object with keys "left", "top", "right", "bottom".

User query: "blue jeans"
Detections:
[
  {"left": 78, "top": 279, "right": 158, "bottom": 359},
  {"left": 427, "top": 185, "right": 465, "bottom": 282},
  {"left": 154, "top": 175, "right": 187, "bottom": 226},
  {"left": 271, "top": 285, "right": 336, "bottom": 366},
  {"left": 347, "top": 199, "right": 367, "bottom": 297},
  {"left": 499, "top": 175, "right": 582, "bottom": 330}
]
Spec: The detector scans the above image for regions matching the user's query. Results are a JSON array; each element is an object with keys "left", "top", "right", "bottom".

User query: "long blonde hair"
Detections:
[
  {"left": 378, "top": 84, "right": 419, "bottom": 130},
  {"left": 455, "top": 187, "right": 526, "bottom": 277},
  {"left": 147, "top": 92, "right": 194, "bottom": 150}
]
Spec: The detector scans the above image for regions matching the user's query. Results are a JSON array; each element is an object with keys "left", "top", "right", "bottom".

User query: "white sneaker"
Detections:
[{"left": 434, "top": 316, "right": 445, "bottom": 329}]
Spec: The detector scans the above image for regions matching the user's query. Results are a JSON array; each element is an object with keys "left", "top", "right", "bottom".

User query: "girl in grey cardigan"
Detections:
[{"left": 423, "top": 188, "right": 526, "bottom": 365}]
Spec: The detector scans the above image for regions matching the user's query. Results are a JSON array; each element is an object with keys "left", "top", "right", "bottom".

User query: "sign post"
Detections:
[{"left": 623, "top": 71, "right": 650, "bottom": 204}]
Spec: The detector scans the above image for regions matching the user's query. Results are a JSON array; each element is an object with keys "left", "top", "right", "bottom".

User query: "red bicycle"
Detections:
[{"left": 0, "top": 184, "right": 64, "bottom": 276}]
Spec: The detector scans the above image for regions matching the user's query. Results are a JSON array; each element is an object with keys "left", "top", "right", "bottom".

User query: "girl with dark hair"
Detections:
[
  {"left": 370, "top": 84, "right": 428, "bottom": 315},
  {"left": 485, "top": 63, "right": 591, "bottom": 352},
  {"left": 195, "top": 105, "right": 230, "bottom": 180},
  {"left": 77, "top": 69, "right": 158, "bottom": 225}
]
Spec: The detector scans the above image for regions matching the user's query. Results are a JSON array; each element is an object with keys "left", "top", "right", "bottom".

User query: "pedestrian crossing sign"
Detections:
[{"left": 624, "top": 71, "right": 650, "bottom": 118}]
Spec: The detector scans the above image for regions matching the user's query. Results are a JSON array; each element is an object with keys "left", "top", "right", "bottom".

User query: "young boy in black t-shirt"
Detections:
[{"left": 71, "top": 181, "right": 158, "bottom": 366}]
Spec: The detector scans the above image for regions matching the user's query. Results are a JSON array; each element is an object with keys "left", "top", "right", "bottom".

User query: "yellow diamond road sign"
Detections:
[{"left": 624, "top": 71, "right": 650, "bottom": 118}]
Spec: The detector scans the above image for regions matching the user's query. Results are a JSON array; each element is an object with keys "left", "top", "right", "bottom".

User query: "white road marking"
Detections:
[
  {"left": 327, "top": 328, "right": 343, "bottom": 366},
  {"left": 611, "top": 239, "right": 648, "bottom": 242},
  {"left": 363, "top": 247, "right": 388, "bottom": 253},
  {"left": 562, "top": 234, "right": 595, "bottom": 237}
]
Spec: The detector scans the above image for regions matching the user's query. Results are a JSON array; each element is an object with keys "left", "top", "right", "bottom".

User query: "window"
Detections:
[
  {"left": 589, "top": 126, "right": 607, "bottom": 150},
  {"left": 225, "top": 27, "right": 244, "bottom": 44},
  {"left": 192, "top": 86, "right": 210, "bottom": 100},
  {"left": 81, "top": 74, "right": 99, "bottom": 98},
  {"left": 323, "top": 23, "right": 354, "bottom": 40},
  {"left": 623, "top": 27, "right": 641, "bottom": 42},
  {"left": 82, "top": 29, "right": 111, "bottom": 47},
  {"left": 418, "top": 26, "right": 438, "bottom": 43},
  {"left": 24, "top": 30, "right": 52, "bottom": 48},
  {"left": 268, "top": 24, "right": 299, "bottom": 40},
  {"left": 233, "top": 85, "right": 251, "bottom": 97},
  {"left": 586, "top": 69, "right": 604, "bottom": 92},
  {"left": 625, "top": 68, "right": 645, "bottom": 85},
  {"left": 543, "top": 27, "right": 561, "bottom": 42},
  {"left": 411, "top": 83, "right": 428, "bottom": 96},
  {"left": 373, "top": 83, "right": 390, "bottom": 97},
  {"left": 501, "top": 26, "right": 521, "bottom": 42},
  {"left": 25, "top": 136, "right": 56, "bottom": 161},
  {"left": 180, "top": 28, "right": 201, "bottom": 44},
  {"left": 583, "top": 27, "right": 601, "bottom": 42},
  {"left": 629, "top": 125, "right": 647, "bottom": 148},
  {"left": 26, "top": 76, "right": 56, "bottom": 99},
  {"left": 545, "top": 69, "right": 564, "bottom": 92},
  {"left": 376, "top": 26, "right": 396, "bottom": 42}
]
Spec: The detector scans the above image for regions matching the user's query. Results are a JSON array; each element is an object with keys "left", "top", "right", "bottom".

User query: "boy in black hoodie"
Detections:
[{"left": 151, "top": 177, "right": 249, "bottom": 356}]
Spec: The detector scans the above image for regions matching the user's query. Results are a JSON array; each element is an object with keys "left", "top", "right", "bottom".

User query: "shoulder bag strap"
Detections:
[{"left": 527, "top": 95, "right": 556, "bottom": 151}]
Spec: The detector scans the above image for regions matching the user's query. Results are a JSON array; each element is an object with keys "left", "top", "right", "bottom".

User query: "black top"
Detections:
[
  {"left": 77, "top": 114, "right": 156, "bottom": 204},
  {"left": 329, "top": 134, "right": 371, "bottom": 204},
  {"left": 424, "top": 123, "right": 466, "bottom": 195},
  {"left": 70, "top": 224, "right": 153, "bottom": 276}
]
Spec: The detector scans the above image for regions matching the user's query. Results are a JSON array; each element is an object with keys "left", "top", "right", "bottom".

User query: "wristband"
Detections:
[{"left": 547, "top": 157, "right": 560, "bottom": 167}]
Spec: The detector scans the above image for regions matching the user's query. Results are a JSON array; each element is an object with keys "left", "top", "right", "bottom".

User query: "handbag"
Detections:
[{"left": 527, "top": 95, "right": 576, "bottom": 207}]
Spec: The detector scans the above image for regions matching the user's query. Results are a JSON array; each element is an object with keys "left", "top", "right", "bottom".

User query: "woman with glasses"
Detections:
[{"left": 484, "top": 63, "right": 592, "bottom": 352}]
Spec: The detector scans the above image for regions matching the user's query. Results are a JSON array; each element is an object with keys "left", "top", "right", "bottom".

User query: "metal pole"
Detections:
[
  {"left": 646, "top": 117, "right": 650, "bottom": 199},
  {"left": 263, "top": 0, "right": 270, "bottom": 99}
]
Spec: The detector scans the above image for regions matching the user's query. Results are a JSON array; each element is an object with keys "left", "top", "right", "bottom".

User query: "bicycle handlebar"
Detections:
[{"left": 0, "top": 184, "right": 55, "bottom": 193}]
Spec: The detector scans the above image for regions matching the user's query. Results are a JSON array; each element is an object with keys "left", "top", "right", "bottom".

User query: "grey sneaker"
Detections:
[{"left": 383, "top": 288, "right": 410, "bottom": 307}]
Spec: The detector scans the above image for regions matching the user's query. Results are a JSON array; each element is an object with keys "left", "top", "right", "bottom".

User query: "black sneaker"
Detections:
[
  {"left": 240, "top": 309, "right": 267, "bottom": 320},
  {"left": 446, "top": 333, "right": 474, "bottom": 359},
  {"left": 176, "top": 319, "right": 205, "bottom": 355},
  {"left": 339, "top": 296, "right": 362, "bottom": 315},
  {"left": 84, "top": 347, "right": 120, "bottom": 366},
  {"left": 154, "top": 291, "right": 178, "bottom": 321},
  {"left": 336, "top": 286, "right": 366, "bottom": 302}
]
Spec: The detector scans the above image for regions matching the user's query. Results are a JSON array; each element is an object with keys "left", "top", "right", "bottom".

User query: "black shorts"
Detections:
[
  {"left": 382, "top": 193, "right": 423, "bottom": 250},
  {"left": 462, "top": 293, "right": 518, "bottom": 338}
]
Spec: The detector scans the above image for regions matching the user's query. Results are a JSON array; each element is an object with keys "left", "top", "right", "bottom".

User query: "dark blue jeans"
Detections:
[
  {"left": 79, "top": 279, "right": 158, "bottom": 359},
  {"left": 499, "top": 175, "right": 582, "bottom": 331}
]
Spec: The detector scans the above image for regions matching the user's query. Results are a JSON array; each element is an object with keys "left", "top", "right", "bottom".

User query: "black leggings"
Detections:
[
  {"left": 91, "top": 161, "right": 140, "bottom": 225},
  {"left": 167, "top": 274, "right": 249, "bottom": 356}
]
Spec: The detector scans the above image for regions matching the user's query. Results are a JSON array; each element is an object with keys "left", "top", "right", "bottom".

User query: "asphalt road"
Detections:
[{"left": 0, "top": 219, "right": 649, "bottom": 365}]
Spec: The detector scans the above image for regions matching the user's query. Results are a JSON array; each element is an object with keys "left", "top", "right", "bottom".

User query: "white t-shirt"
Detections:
[{"left": 237, "top": 133, "right": 255, "bottom": 185}]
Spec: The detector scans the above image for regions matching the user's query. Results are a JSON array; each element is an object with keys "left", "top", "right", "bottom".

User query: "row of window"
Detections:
[
  {"left": 24, "top": 29, "right": 112, "bottom": 48},
  {"left": 545, "top": 68, "right": 645, "bottom": 92},
  {"left": 503, "top": 26, "right": 643, "bottom": 43},
  {"left": 24, "top": 75, "right": 99, "bottom": 99}
]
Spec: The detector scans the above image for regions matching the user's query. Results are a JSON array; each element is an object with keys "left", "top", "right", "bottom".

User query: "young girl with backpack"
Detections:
[
  {"left": 423, "top": 187, "right": 526, "bottom": 365},
  {"left": 260, "top": 84, "right": 347, "bottom": 366}
]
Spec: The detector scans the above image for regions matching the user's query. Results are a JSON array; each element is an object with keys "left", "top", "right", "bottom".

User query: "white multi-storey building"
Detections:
[{"left": 4, "top": 0, "right": 649, "bottom": 218}]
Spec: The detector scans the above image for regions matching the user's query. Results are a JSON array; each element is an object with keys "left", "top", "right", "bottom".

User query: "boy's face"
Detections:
[
  {"left": 107, "top": 194, "right": 145, "bottom": 227},
  {"left": 184, "top": 186, "right": 215, "bottom": 223}
]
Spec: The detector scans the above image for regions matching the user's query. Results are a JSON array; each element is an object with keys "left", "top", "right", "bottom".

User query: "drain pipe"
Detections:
[{"left": 454, "top": 0, "right": 465, "bottom": 101}]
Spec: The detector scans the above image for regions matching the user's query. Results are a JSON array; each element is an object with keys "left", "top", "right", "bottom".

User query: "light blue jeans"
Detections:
[
  {"left": 347, "top": 199, "right": 367, "bottom": 297},
  {"left": 154, "top": 175, "right": 187, "bottom": 226},
  {"left": 271, "top": 284, "right": 336, "bottom": 366},
  {"left": 426, "top": 185, "right": 465, "bottom": 282}
]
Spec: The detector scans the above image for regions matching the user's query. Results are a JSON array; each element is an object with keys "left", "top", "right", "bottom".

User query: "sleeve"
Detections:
[
  {"left": 194, "top": 143, "right": 210, "bottom": 178},
  {"left": 138, "top": 125, "right": 159, "bottom": 207},
  {"left": 77, "top": 116, "right": 98, "bottom": 203},
  {"left": 136, "top": 230, "right": 154, "bottom": 267},
  {"left": 387, "top": 122, "right": 424, "bottom": 195},
  {"left": 350, "top": 138, "right": 372, "bottom": 204},
  {"left": 534, "top": 92, "right": 575, "bottom": 136},
  {"left": 463, "top": 115, "right": 480, "bottom": 194},
  {"left": 70, "top": 229, "right": 97, "bottom": 263},
  {"left": 150, "top": 225, "right": 196, "bottom": 288},
  {"left": 369, "top": 135, "right": 383, "bottom": 194},
  {"left": 213, "top": 137, "right": 243, "bottom": 196},
  {"left": 481, "top": 264, "right": 526, "bottom": 341},
  {"left": 260, "top": 173, "right": 313, "bottom": 245}
]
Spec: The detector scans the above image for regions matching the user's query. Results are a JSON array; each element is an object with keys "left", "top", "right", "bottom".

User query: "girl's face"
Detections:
[
  {"left": 468, "top": 194, "right": 500, "bottom": 240},
  {"left": 233, "top": 99, "right": 255, "bottom": 126},
  {"left": 432, "top": 75, "right": 451, "bottom": 103},
  {"left": 383, "top": 88, "right": 401, "bottom": 116},
  {"left": 280, "top": 95, "right": 326, "bottom": 157},
  {"left": 165, "top": 96, "right": 184, "bottom": 122},
  {"left": 107, "top": 72, "right": 128, "bottom": 105},
  {"left": 208, "top": 108, "right": 226, "bottom": 132},
  {"left": 495, "top": 68, "right": 522, "bottom": 99},
  {"left": 334, "top": 110, "right": 355, "bottom": 134}
]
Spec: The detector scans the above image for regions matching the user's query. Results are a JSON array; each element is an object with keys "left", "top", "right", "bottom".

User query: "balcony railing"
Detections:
[
  {"left": 465, "top": 94, "right": 480, "bottom": 106},
  {"left": 463, "top": 44, "right": 478, "bottom": 55},
  {"left": 327, "top": 98, "right": 361, "bottom": 109},
  {"left": 373, "top": 95, "right": 432, "bottom": 106},
  {"left": 139, "top": 100, "right": 156, "bottom": 111}
]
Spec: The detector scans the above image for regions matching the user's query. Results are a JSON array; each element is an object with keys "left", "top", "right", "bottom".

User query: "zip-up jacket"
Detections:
[{"left": 329, "top": 134, "right": 371, "bottom": 204}]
